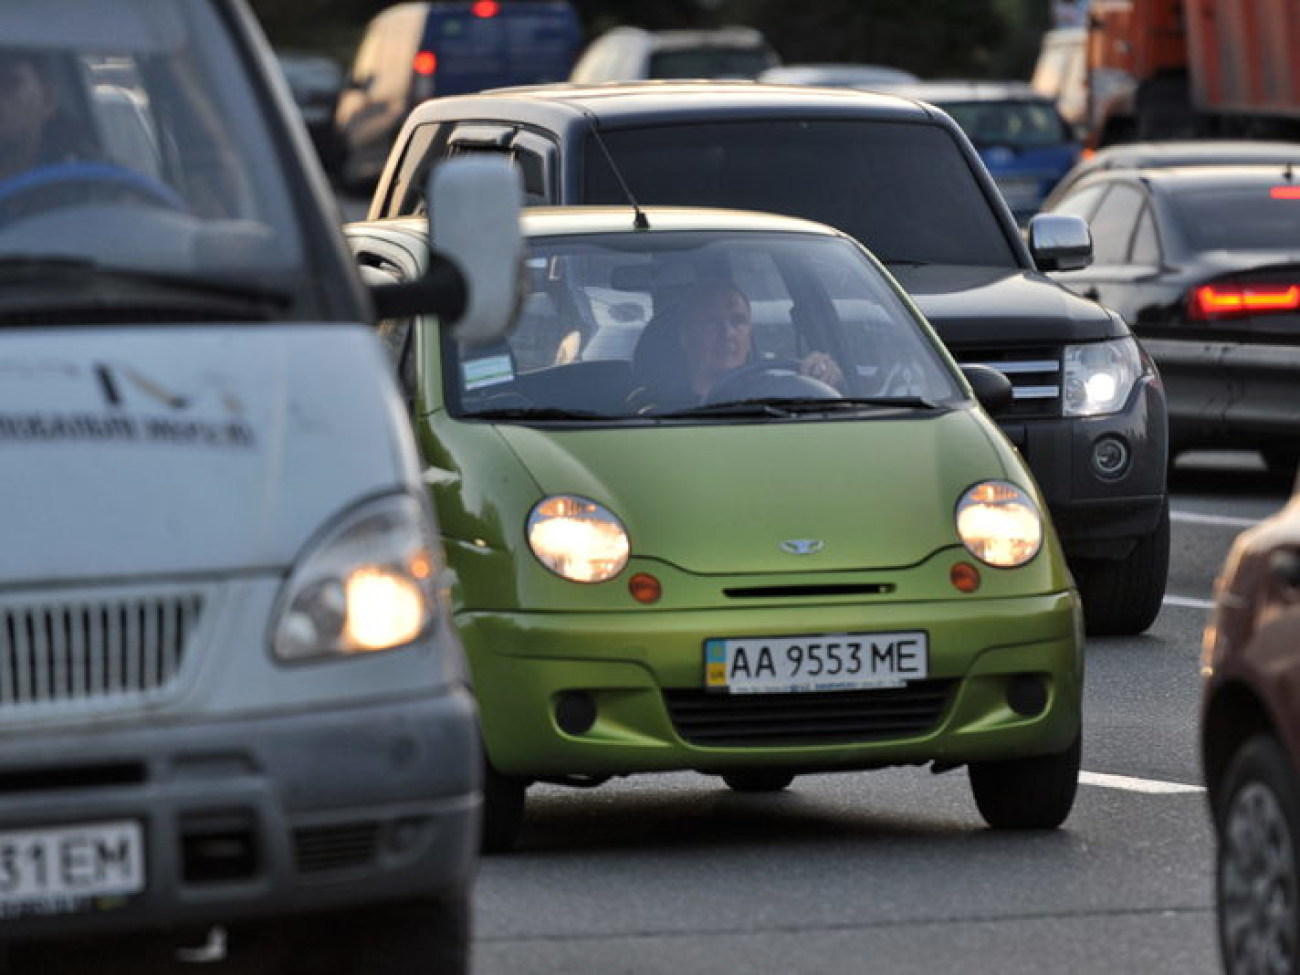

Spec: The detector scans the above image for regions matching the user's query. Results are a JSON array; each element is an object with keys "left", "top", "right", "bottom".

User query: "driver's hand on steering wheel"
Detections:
[{"left": 800, "top": 352, "right": 844, "bottom": 390}]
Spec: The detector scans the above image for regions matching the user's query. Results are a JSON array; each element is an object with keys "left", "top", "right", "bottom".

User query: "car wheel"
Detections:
[
  {"left": 721, "top": 771, "right": 796, "bottom": 793},
  {"left": 482, "top": 761, "right": 528, "bottom": 854},
  {"left": 969, "top": 734, "right": 1080, "bottom": 829},
  {"left": 1071, "top": 497, "right": 1170, "bottom": 636},
  {"left": 1217, "top": 735, "right": 1300, "bottom": 975}
]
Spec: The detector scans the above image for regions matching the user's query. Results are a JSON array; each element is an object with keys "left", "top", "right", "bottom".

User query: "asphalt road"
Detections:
[{"left": 468, "top": 451, "right": 1290, "bottom": 975}]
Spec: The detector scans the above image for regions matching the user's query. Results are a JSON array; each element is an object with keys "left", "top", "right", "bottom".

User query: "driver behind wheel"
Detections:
[
  {"left": 630, "top": 279, "right": 844, "bottom": 410},
  {"left": 0, "top": 50, "right": 90, "bottom": 183}
]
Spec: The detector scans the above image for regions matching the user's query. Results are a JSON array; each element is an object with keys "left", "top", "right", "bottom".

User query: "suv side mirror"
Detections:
[
  {"left": 1027, "top": 213, "right": 1092, "bottom": 272},
  {"left": 369, "top": 156, "right": 524, "bottom": 340}
]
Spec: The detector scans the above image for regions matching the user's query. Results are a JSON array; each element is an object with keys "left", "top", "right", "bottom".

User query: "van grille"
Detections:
[
  {"left": 664, "top": 681, "right": 956, "bottom": 746},
  {"left": 958, "top": 348, "right": 1061, "bottom": 418},
  {"left": 0, "top": 594, "right": 202, "bottom": 708}
]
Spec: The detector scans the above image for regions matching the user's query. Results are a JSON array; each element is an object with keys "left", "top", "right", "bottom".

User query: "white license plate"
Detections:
[
  {"left": 0, "top": 821, "right": 145, "bottom": 912},
  {"left": 704, "top": 631, "right": 928, "bottom": 694}
]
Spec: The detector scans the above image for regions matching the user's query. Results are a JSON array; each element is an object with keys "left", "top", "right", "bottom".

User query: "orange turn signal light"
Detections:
[
  {"left": 950, "top": 561, "right": 981, "bottom": 593},
  {"left": 629, "top": 573, "right": 662, "bottom": 604}
]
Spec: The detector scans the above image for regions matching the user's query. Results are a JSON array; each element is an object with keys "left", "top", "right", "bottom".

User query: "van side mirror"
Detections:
[
  {"left": 429, "top": 155, "right": 524, "bottom": 345},
  {"left": 961, "top": 363, "right": 1014, "bottom": 415},
  {"left": 1027, "top": 213, "right": 1092, "bottom": 272}
]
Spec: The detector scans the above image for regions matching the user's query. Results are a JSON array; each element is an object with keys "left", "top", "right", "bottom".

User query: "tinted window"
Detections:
[
  {"left": 942, "top": 100, "right": 1072, "bottom": 149},
  {"left": 420, "top": 4, "right": 581, "bottom": 95},
  {"left": 1167, "top": 183, "right": 1300, "bottom": 252},
  {"left": 1087, "top": 184, "right": 1144, "bottom": 264},
  {"left": 1131, "top": 206, "right": 1160, "bottom": 265},
  {"left": 586, "top": 121, "right": 1019, "bottom": 267},
  {"left": 648, "top": 47, "right": 774, "bottom": 79}
]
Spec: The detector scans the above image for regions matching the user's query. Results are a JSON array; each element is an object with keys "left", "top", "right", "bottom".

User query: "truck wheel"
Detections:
[
  {"left": 482, "top": 762, "right": 528, "bottom": 853},
  {"left": 1071, "top": 498, "right": 1170, "bottom": 636},
  {"left": 722, "top": 770, "right": 795, "bottom": 793},
  {"left": 1216, "top": 735, "right": 1300, "bottom": 975},
  {"left": 969, "top": 734, "right": 1080, "bottom": 830}
]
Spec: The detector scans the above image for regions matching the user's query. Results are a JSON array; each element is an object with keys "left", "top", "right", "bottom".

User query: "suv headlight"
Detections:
[
  {"left": 527, "top": 495, "right": 629, "bottom": 582},
  {"left": 1063, "top": 337, "right": 1144, "bottom": 416},
  {"left": 956, "top": 481, "right": 1043, "bottom": 567},
  {"left": 272, "top": 494, "right": 438, "bottom": 663}
]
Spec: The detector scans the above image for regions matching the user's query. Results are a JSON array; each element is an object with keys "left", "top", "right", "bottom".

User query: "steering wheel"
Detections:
[
  {"left": 703, "top": 358, "right": 841, "bottom": 405},
  {"left": 0, "top": 160, "right": 188, "bottom": 223}
]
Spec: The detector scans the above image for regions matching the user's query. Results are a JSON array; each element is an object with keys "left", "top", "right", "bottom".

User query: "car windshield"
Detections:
[
  {"left": 0, "top": 0, "right": 306, "bottom": 307},
  {"left": 1167, "top": 182, "right": 1300, "bottom": 253},
  {"left": 940, "top": 99, "right": 1073, "bottom": 149},
  {"left": 448, "top": 229, "right": 965, "bottom": 424},
  {"left": 586, "top": 120, "right": 1019, "bottom": 267}
]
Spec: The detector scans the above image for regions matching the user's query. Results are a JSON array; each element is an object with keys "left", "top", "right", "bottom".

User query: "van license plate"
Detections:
[
  {"left": 704, "top": 631, "right": 928, "bottom": 694},
  {"left": 0, "top": 821, "right": 145, "bottom": 914}
]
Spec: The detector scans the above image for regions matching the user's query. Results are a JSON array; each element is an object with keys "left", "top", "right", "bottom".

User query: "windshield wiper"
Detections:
[
  {"left": 0, "top": 256, "right": 294, "bottom": 310},
  {"left": 656, "top": 396, "right": 943, "bottom": 419},
  {"left": 467, "top": 406, "right": 610, "bottom": 422}
]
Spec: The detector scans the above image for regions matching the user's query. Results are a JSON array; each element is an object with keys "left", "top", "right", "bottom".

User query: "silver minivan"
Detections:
[{"left": 0, "top": 2, "right": 520, "bottom": 973}]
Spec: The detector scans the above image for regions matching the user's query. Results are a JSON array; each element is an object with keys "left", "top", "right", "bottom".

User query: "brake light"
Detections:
[
  {"left": 1190, "top": 283, "right": 1300, "bottom": 319},
  {"left": 413, "top": 51, "right": 437, "bottom": 75},
  {"left": 1271, "top": 186, "right": 1300, "bottom": 200},
  {"left": 472, "top": 0, "right": 499, "bottom": 16}
]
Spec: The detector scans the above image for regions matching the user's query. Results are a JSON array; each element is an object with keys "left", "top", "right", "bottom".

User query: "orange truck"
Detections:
[{"left": 1084, "top": 0, "right": 1300, "bottom": 146}]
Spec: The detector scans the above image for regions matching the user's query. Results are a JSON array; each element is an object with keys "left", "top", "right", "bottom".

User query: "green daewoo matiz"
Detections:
[{"left": 346, "top": 205, "right": 1085, "bottom": 851}]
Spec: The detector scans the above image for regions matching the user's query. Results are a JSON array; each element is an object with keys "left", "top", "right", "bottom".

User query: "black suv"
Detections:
[{"left": 369, "top": 81, "right": 1170, "bottom": 635}]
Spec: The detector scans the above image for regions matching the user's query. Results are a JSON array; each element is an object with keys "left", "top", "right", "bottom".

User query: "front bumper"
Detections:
[
  {"left": 996, "top": 374, "right": 1168, "bottom": 561},
  {"left": 0, "top": 690, "right": 480, "bottom": 943},
  {"left": 460, "top": 590, "right": 1083, "bottom": 779}
]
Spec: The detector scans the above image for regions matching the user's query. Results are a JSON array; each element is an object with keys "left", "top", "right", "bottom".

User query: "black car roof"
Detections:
[{"left": 404, "top": 80, "right": 941, "bottom": 129}]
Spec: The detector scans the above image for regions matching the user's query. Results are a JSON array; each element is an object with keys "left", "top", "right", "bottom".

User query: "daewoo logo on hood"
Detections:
[{"left": 779, "top": 539, "right": 824, "bottom": 556}]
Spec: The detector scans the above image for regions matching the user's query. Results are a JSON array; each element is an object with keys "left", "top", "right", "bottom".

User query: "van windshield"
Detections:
[
  {"left": 0, "top": 0, "right": 307, "bottom": 312},
  {"left": 584, "top": 120, "right": 1020, "bottom": 268},
  {"left": 448, "top": 229, "right": 965, "bottom": 424}
]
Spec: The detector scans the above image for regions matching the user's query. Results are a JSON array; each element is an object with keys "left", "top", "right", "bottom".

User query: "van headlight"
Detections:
[
  {"left": 272, "top": 494, "right": 438, "bottom": 662},
  {"left": 1063, "top": 337, "right": 1143, "bottom": 416},
  {"left": 527, "top": 495, "right": 629, "bottom": 583},
  {"left": 956, "top": 481, "right": 1043, "bottom": 567}
]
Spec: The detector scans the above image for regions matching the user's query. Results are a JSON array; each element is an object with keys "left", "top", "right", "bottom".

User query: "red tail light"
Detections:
[
  {"left": 1190, "top": 283, "right": 1300, "bottom": 319},
  {"left": 413, "top": 51, "right": 437, "bottom": 75},
  {"left": 1271, "top": 186, "right": 1300, "bottom": 200},
  {"left": 472, "top": 0, "right": 499, "bottom": 16}
]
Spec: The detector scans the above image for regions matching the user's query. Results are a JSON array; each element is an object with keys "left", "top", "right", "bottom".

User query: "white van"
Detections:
[{"left": 0, "top": 2, "right": 520, "bottom": 973}]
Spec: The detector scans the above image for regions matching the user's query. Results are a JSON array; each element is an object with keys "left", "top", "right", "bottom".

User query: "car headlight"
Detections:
[
  {"left": 527, "top": 495, "right": 629, "bottom": 583},
  {"left": 1063, "top": 337, "right": 1143, "bottom": 416},
  {"left": 956, "top": 481, "right": 1043, "bottom": 567},
  {"left": 272, "top": 494, "right": 438, "bottom": 662}
]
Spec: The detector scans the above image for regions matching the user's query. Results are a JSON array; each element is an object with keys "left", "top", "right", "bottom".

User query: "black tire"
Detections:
[
  {"left": 721, "top": 770, "right": 796, "bottom": 793},
  {"left": 482, "top": 761, "right": 528, "bottom": 854},
  {"left": 1071, "top": 498, "right": 1170, "bottom": 636},
  {"left": 1216, "top": 735, "right": 1300, "bottom": 975},
  {"left": 969, "top": 734, "right": 1081, "bottom": 830}
]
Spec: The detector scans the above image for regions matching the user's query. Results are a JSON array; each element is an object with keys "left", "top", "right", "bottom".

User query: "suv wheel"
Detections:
[
  {"left": 1072, "top": 498, "right": 1170, "bottom": 636},
  {"left": 969, "top": 734, "right": 1080, "bottom": 829},
  {"left": 482, "top": 762, "right": 528, "bottom": 854},
  {"left": 1217, "top": 735, "right": 1300, "bottom": 975}
]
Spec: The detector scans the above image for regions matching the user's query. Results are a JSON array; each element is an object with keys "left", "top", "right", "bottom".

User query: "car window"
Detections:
[
  {"left": 1051, "top": 182, "right": 1107, "bottom": 220},
  {"left": 1167, "top": 182, "right": 1300, "bottom": 253},
  {"left": 942, "top": 100, "right": 1072, "bottom": 149},
  {"left": 447, "top": 230, "right": 964, "bottom": 422},
  {"left": 1088, "top": 184, "right": 1144, "bottom": 264},
  {"left": 585, "top": 120, "right": 1019, "bottom": 267},
  {"left": 1130, "top": 205, "right": 1160, "bottom": 265},
  {"left": 647, "top": 47, "right": 774, "bottom": 79}
]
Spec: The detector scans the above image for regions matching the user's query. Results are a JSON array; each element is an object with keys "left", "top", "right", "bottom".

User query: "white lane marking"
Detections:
[
  {"left": 1162, "top": 595, "right": 1215, "bottom": 611},
  {"left": 1080, "top": 771, "right": 1205, "bottom": 794},
  {"left": 1171, "top": 510, "right": 1261, "bottom": 529}
]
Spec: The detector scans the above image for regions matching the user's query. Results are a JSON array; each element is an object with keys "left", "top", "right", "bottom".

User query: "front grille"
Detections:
[
  {"left": 664, "top": 680, "right": 957, "bottom": 746},
  {"left": 0, "top": 594, "right": 202, "bottom": 708},
  {"left": 294, "top": 822, "right": 381, "bottom": 874},
  {"left": 958, "top": 348, "right": 1061, "bottom": 419}
]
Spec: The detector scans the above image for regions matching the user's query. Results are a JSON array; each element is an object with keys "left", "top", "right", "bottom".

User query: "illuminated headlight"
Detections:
[
  {"left": 273, "top": 494, "right": 438, "bottom": 662},
  {"left": 528, "top": 495, "right": 629, "bottom": 583},
  {"left": 1063, "top": 337, "right": 1143, "bottom": 416},
  {"left": 956, "top": 481, "right": 1043, "bottom": 567}
]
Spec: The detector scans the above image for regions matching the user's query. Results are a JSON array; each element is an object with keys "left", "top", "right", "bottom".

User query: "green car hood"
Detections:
[{"left": 496, "top": 409, "right": 1017, "bottom": 575}]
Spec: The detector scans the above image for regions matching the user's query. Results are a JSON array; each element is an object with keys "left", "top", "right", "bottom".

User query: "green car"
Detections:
[{"left": 346, "top": 206, "right": 1085, "bottom": 851}]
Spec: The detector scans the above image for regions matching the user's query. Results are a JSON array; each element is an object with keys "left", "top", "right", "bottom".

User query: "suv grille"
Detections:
[
  {"left": 958, "top": 348, "right": 1061, "bottom": 419},
  {"left": 664, "top": 681, "right": 956, "bottom": 747},
  {"left": 0, "top": 594, "right": 202, "bottom": 708}
]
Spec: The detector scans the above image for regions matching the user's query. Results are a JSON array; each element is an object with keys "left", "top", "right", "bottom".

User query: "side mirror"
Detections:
[
  {"left": 1027, "top": 213, "right": 1092, "bottom": 272},
  {"left": 961, "top": 363, "right": 1014, "bottom": 415},
  {"left": 429, "top": 155, "right": 524, "bottom": 345}
]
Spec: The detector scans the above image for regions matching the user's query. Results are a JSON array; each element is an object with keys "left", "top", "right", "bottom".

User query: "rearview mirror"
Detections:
[{"left": 1027, "top": 213, "right": 1092, "bottom": 272}]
